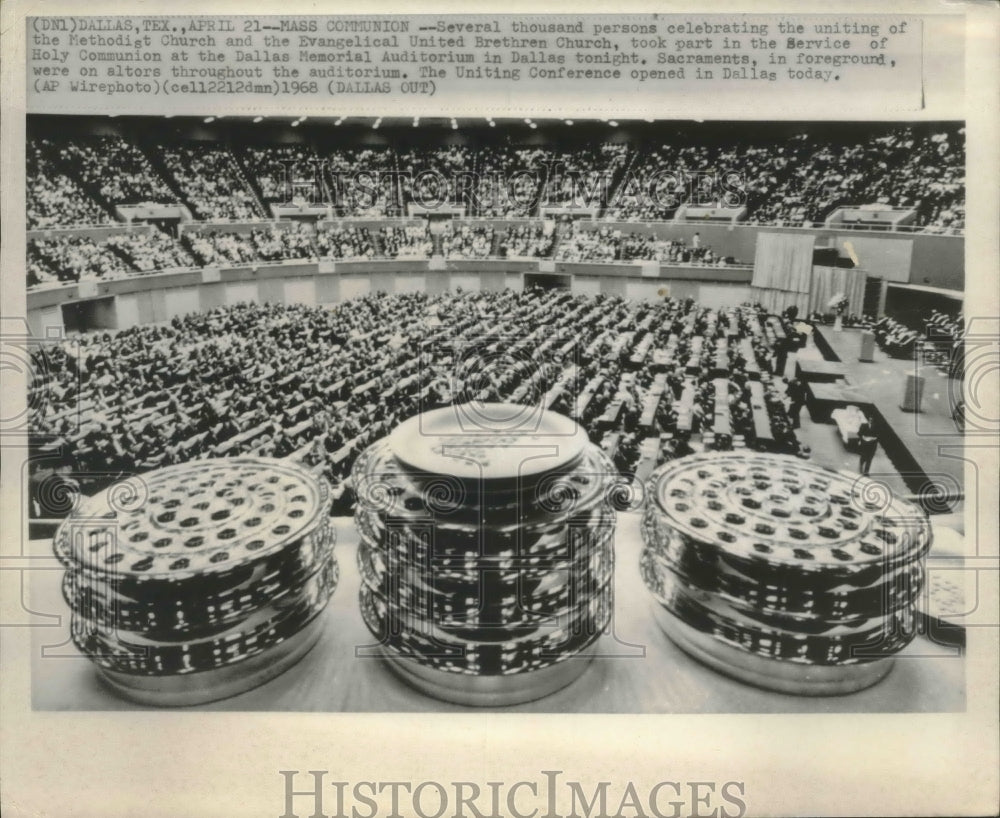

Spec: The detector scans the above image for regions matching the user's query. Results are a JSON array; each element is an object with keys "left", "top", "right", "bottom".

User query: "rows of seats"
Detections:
[
  {"left": 105, "top": 231, "right": 197, "bottom": 273},
  {"left": 27, "top": 124, "right": 965, "bottom": 229},
  {"left": 29, "top": 234, "right": 136, "bottom": 285},
  {"left": 27, "top": 139, "right": 112, "bottom": 229},
  {"left": 22, "top": 217, "right": 741, "bottom": 287},
  {"left": 160, "top": 144, "right": 264, "bottom": 221},
  {"left": 55, "top": 135, "right": 177, "bottom": 207},
  {"left": 555, "top": 224, "right": 736, "bottom": 264},
  {"left": 27, "top": 289, "right": 804, "bottom": 517}
]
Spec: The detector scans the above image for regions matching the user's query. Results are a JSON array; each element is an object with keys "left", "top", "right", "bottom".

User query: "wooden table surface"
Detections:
[{"left": 30, "top": 514, "right": 965, "bottom": 713}]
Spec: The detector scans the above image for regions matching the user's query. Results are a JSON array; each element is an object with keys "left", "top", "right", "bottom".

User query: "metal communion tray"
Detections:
[
  {"left": 382, "top": 644, "right": 595, "bottom": 707},
  {"left": 96, "top": 612, "right": 328, "bottom": 707},
  {"left": 651, "top": 601, "right": 895, "bottom": 697}
]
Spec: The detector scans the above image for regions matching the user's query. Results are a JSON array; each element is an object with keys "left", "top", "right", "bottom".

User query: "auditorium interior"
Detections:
[{"left": 22, "top": 115, "right": 973, "bottom": 712}]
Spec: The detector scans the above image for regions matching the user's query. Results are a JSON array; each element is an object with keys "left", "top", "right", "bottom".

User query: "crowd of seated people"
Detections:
[
  {"left": 399, "top": 146, "right": 471, "bottom": 210},
  {"left": 497, "top": 224, "right": 553, "bottom": 258},
  {"left": 314, "top": 225, "right": 376, "bottom": 259},
  {"left": 603, "top": 125, "right": 965, "bottom": 231},
  {"left": 242, "top": 144, "right": 324, "bottom": 204},
  {"left": 471, "top": 146, "right": 543, "bottom": 217},
  {"left": 182, "top": 224, "right": 319, "bottom": 265},
  {"left": 542, "top": 144, "right": 629, "bottom": 209},
  {"left": 921, "top": 309, "right": 965, "bottom": 375},
  {"left": 27, "top": 247, "right": 59, "bottom": 288},
  {"left": 924, "top": 309, "right": 964, "bottom": 344},
  {"left": 58, "top": 135, "right": 176, "bottom": 207},
  {"left": 27, "top": 139, "right": 111, "bottom": 229},
  {"left": 806, "top": 310, "right": 869, "bottom": 328},
  {"left": 182, "top": 230, "right": 260, "bottom": 266},
  {"left": 28, "top": 289, "right": 805, "bottom": 517},
  {"left": 324, "top": 147, "right": 401, "bottom": 216},
  {"left": 28, "top": 235, "right": 132, "bottom": 284},
  {"left": 605, "top": 143, "right": 698, "bottom": 221},
  {"left": 28, "top": 125, "right": 965, "bottom": 232},
  {"left": 543, "top": 143, "right": 628, "bottom": 207},
  {"left": 556, "top": 225, "right": 734, "bottom": 264},
  {"left": 24, "top": 216, "right": 753, "bottom": 288},
  {"left": 378, "top": 224, "right": 433, "bottom": 259},
  {"left": 866, "top": 310, "right": 964, "bottom": 376},
  {"left": 105, "top": 230, "right": 198, "bottom": 273},
  {"left": 742, "top": 127, "right": 965, "bottom": 230},
  {"left": 160, "top": 144, "right": 262, "bottom": 220},
  {"left": 872, "top": 315, "right": 924, "bottom": 359},
  {"left": 249, "top": 222, "right": 316, "bottom": 261},
  {"left": 442, "top": 224, "right": 495, "bottom": 258}
]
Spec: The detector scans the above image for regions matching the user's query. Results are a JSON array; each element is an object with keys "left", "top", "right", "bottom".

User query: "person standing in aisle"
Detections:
[
  {"left": 857, "top": 415, "right": 879, "bottom": 475},
  {"left": 786, "top": 376, "right": 807, "bottom": 429}
]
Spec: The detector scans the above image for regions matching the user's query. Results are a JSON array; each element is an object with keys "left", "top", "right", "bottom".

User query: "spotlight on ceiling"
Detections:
[
  {"left": 373, "top": 117, "right": 382, "bottom": 129},
  {"left": 608, "top": 120, "right": 619, "bottom": 127},
  {"left": 413, "top": 117, "right": 420, "bottom": 127},
  {"left": 204, "top": 116, "right": 215, "bottom": 123},
  {"left": 334, "top": 117, "right": 345, "bottom": 126},
  {"left": 565, "top": 120, "right": 574, "bottom": 126},
  {"left": 253, "top": 116, "right": 264, "bottom": 123},
  {"left": 488, "top": 119, "right": 496, "bottom": 127}
]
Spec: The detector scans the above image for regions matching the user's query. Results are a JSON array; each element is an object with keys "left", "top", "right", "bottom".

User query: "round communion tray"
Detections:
[
  {"left": 647, "top": 452, "right": 932, "bottom": 570},
  {"left": 387, "top": 403, "right": 589, "bottom": 482},
  {"left": 382, "top": 643, "right": 595, "bottom": 707},
  {"left": 95, "top": 612, "right": 327, "bottom": 707},
  {"left": 54, "top": 457, "right": 331, "bottom": 582},
  {"left": 651, "top": 603, "right": 894, "bottom": 696}
]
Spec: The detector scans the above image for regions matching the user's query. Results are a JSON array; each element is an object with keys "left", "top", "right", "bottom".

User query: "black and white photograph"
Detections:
[
  {"left": 22, "top": 114, "right": 971, "bottom": 714},
  {"left": 2, "top": 3, "right": 998, "bottom": 818}
]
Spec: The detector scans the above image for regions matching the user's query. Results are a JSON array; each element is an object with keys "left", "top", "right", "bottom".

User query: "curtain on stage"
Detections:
[
  {"left": 809, "top": 266, "right": 867, "bottom": 316},
  {"left": 749, "top": 232, "right": 816, "bottom": 314}
]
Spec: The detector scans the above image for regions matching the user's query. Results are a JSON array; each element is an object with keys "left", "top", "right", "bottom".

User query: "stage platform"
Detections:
[{"left": 807, "top": 326, "right": 964, "bottom": 507}]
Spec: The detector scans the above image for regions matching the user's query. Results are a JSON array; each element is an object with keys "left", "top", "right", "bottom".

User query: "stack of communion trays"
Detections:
[
  {"left": 55, "top": 458, "right": 337, "bottom": 706},
  {"left": 353, "top": 403, "right": 620, "bottom": 705},
  {"left": 640, "top": 451, "right": 931, "bottom": 695}
]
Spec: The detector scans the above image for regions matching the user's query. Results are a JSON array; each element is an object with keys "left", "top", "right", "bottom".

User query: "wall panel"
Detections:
[
  {"left": 199, "top": 283, "right": 226, "bottom": 313},
  {"left": 571, "top": 276, "right": 601, "bottom": 297},
  {"left": 114, "top": 294, "right": 141, "bottom": 330},
  {"left": 695, "top": 283, "right": 752, "bottom": 309},
  {"left": 600, "top": 277, "right": 627, "bottom": 297},
  {"left": 339, "top": 275, "right": 370, "bottom": 301},
  {"left": 315, "top": 275, "right": 340, "bottom": 304},
  {"left": 28, "top": 305, "right": 63, "bottom": 338},
  {"left": 449, "top": 272, "right": 481, "bottom": 292},
  {"left": 394, "top": 273, "right": 426, "bottom": 293},
  {"left": 625, "top": 279, "right": 666, "bottom": 302},
  {"left": 163, "top": 286, "right": 200, "bottom": 320},
  {"left": 369, "top": 270, "right": 395, "bottom": 294},
  {"left": 258, "top": 278, "right": 286, "bottom": 304},
  {"left": 225, "top": 282, "right": 260, "bottom": 305}
]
